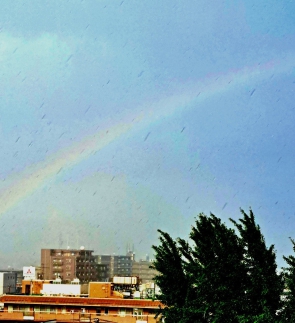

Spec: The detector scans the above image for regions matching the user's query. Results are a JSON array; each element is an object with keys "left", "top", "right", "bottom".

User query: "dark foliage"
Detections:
[
  {"left": 280, "top": 238, "right": 295, "bottom": 322},
  {"left": 152, "top": 209, "right": 284, "bottom": 323},
  {"left": 230, "top": 209, "right": 284, "bottom": 322}
]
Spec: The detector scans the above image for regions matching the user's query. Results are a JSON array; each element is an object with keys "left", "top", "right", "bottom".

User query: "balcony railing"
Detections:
[{"left": 0, "top": 310, "right": 157, "bottom": 323}]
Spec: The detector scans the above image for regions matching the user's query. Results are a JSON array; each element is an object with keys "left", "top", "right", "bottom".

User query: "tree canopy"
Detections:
[{"left": 151, "top": 209, "right": 289, "bottom": 323}]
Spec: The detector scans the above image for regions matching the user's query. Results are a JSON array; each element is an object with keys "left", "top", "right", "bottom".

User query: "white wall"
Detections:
[{"left": 41, "top": 283, "right": 81, "bottom": 296}]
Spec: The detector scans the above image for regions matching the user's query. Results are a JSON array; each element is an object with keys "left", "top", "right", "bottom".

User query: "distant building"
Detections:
[
  {"left": 132, "top": 260, "right": 157, "bottom": 284},
  {"left": 96, "top": 263, "right": 109, "bottom": 282},
  {"left": 0, "top": 272, "right": 17, "bottom": 294},
  {"left": 94, "top": 254, "right": 133, "bottom": 280},
  {"left": 41, "top": 248, "right": 98, "bottom": 283},
  {"left": 0, "top": 269, "right": 23, "bottom": 293}
]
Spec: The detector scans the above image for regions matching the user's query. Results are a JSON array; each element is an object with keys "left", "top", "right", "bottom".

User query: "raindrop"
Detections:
[
  {"left": 144, "top": 132, "right": 151, "bottom": 141},
  {"left": 137, "top": 70, "right": 144, "bottom": 77},
  {"left": 66, "top": 55, "right": 73, "bottom": 62}
]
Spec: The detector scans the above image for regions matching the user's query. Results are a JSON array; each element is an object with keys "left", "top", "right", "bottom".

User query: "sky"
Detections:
[{"left": 0, "top": 0, "right": 295, "bottom": 269}]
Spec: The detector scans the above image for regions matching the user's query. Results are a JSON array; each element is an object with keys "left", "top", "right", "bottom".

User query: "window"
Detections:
[
  {"left": 133, "top": 308, "right": 143, "bottom": 318},
  {"left": 118, "top": 308, "right": 126, "bottom": 317},
  {"left": 8, "top": 305, "right": 13, "bottom": 313},
  {"left": 34, "top": 306, "right": 40, "bottom": 313},
  {"left": 19, "top": 306, "right": 25, "bottom": 313},
  {"left": 41, "top": 306, "right": 50, "bottom": 313}
]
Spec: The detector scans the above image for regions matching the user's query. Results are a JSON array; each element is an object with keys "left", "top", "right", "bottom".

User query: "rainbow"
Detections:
[{"left": 0, "top": 55, "right": 294, "bottom": 215}]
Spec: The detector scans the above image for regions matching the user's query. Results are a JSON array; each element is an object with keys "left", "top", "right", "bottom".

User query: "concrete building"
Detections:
[
  {"left": 41, "top": 248, "right": 98, "bottom": 283},
  {"left": 94, "top": 254, "right": 133, "bottom": 280},
  {"left": 0, "top": 294, "right": 162, "bottom": 322},
  {"left": 132, "top": 260, "right": 157, "bottom": 284},
  {"left": 0, "top": 272, "right": 17, "bottom": 294},
  {"left": 0, "top": 270, "right": 22, "bottom": 293},
  {"left": 96, "top": 263, "right": 109, "bottom": 282}
]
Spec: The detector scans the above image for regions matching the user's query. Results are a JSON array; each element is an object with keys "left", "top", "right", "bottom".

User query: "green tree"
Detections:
[
  {"left": 152, "top": 213, "right": 249, "bottom": 322},
  {"left": 280, "top": 238, "right": 295, "bottom": 322},
  {"left": 180, "top": 213, "right": 248, "bottom": 322},
  {"left": 151, "top": 229, "right": 190, "bottom": 323},
  {"left": 152, "top": 209, "right": 283, "bottom": 322},
  {"left": 230, "top": 209, "right": 283, "bottom": 322}
]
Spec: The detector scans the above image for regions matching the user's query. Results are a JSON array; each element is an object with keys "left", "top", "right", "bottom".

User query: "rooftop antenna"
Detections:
[
  {"left": 66, "top": 234, "right": 69, "bottom": 249},
  {"left": 76, "top": 236, "right": 79, "bottom": 250}
]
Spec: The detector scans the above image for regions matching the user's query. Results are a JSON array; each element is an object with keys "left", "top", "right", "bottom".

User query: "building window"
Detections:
[
  {"left": 8, "top": 305, "right": 13, "bottom": 313},
  {"left": 41, "top": 306, "right": 50, "bottom": 313},
  {"left": 118, "top": 308, "right": 126, "bottom": 317},
  {"left": 34, "top": 306, "right": 40, "bottom": 313},
  {"left": 133, "top": 308, "right": 143, "bottom": 318}
]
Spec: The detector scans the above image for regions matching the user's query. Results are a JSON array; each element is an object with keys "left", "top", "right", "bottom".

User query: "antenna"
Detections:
[{"left": 76, "top": 236, "right": 79, "bottom": 250}]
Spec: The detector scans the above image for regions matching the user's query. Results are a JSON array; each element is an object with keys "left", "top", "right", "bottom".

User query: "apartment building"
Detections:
[
  {"left": 96, "top": 263, "right": 109, "bottom": 282},
  {"left": 41, "top": 248, "right": 98, "bottom": 283},
  {"left": 0, "top": 294, "right": 162, "bottom": 323},
  {"left": 132, "top": 260, "right": 157, "bottom": 283},
  {"left": 94, "top": 254, "right": 133, "bottom": 280}
]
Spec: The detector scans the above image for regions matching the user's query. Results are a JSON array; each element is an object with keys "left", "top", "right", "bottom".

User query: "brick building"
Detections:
[{"left": 41, "top": 248, "right": 98, "bottom": 283}]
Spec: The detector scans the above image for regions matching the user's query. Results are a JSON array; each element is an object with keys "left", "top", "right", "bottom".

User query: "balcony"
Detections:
[
  {"left": 0, "top": 310, "right": 155, "bottom": 323},
  {"left": 53, "top": 260, "right": 63, "bottom": 265}
]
